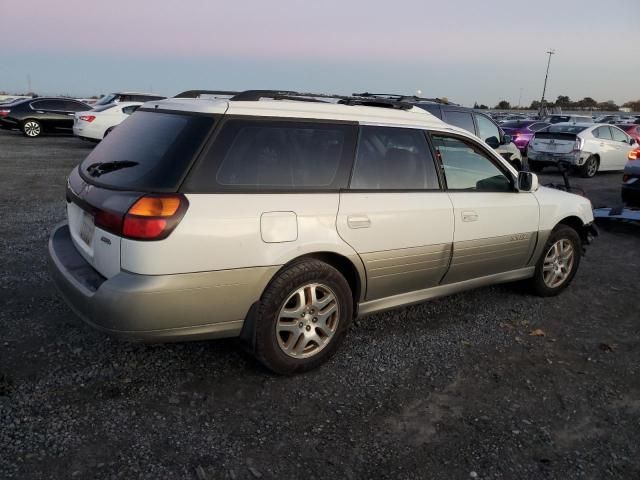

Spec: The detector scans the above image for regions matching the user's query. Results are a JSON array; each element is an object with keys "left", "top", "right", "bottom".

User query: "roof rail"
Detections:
[
  {"left": 230, "top": 90, "right": 415, "bottom": 110},
  {"left": 352, "top": 92, "right": 458, "bottom": 106},
  {"left": 174, "top": 90, "right": 239, "bottom": 99}
]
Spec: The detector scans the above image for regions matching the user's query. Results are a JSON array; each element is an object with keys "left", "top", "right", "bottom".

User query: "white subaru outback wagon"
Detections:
[{"left": 48, "top": 90, "right": 597, "bottom": 374}]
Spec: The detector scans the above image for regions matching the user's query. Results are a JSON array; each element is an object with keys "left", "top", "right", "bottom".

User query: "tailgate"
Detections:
[
  {"left": 530, "top": 132, "right": 576, "bottom": 154},
  {"left": 66, "top": 201, "right": 121, "bottom": 279},
  {"left": 66, "top": 168, "right": 142, "bottom": 279}
]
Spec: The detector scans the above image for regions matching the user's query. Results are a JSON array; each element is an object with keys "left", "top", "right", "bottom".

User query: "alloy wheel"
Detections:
[
  {"left": 23, "top": 121, "right": 41, "bottom": 137},
  {"left": 586, "top": 158, "right": 598, "bottom": 177},
  {"left": 542, "top": 239, "right": 575, "bottom": 288},
  {"left": 275, "top": 283, "right": 339, "bottom": 359}
]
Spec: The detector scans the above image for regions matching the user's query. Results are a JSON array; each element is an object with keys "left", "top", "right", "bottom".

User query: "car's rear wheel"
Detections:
[
  {"left": 530, "top": 225, "right": 581, "bottom": 296},
  {"left": 22, "top": 119, "right": 42, "bottom": 138},
  {"left": 253, "top": 259, "right": 353, "bottom": 374},
  {"left": 580, "top": 155, "right": 598, "bottom": 178}
]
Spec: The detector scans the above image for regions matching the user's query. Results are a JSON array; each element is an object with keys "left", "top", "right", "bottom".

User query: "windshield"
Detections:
[
  {"left": 544, "top": 125, "right": 588, "bottom": 134},
  {"left": 79, "top": 110, "right": 215, "bottom": 191},
  {"left": 94, "top": 93, "right": 118, "bottom": 106}
]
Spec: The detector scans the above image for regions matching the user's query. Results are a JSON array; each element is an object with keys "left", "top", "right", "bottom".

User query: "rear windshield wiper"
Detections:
[{"left": 85, "top": 160, "right": 139, "bottom": 177}]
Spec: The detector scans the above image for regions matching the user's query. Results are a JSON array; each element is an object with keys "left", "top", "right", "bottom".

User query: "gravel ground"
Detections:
[{"left": 1, "top": 129, "right": 639, "bottom": 480}]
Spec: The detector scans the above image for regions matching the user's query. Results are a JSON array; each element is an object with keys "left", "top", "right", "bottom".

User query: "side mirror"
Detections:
[
  {"left": 630, "top": 138, "right": 637, "bottom": 146},
  {"left": 518, "top": 171, "right": 538, "bottom": 192},
  {"left": 486, "top": 136, "right": 500, "bottom": 149}
]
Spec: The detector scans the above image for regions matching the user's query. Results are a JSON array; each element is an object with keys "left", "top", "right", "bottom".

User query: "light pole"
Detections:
[{"left": 539, "top": 49, "right": 555, "bottom": 115}]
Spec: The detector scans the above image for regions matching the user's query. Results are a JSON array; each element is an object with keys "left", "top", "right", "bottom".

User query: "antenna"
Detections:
[{"left": 539, "top": 49, "right": 556, "bottom": 116}]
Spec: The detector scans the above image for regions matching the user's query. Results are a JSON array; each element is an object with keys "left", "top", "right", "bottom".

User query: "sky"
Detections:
[{"left": 1, "top": 0, "right": 639, "bottom": 107}]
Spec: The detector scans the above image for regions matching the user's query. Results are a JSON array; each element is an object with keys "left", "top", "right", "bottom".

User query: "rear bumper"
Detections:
[
  {"left": 48, "top": 223, "right": 277, "bottom": 342},
  {"left": 527, "top": 150, "right": 583, "bottom": 165}
]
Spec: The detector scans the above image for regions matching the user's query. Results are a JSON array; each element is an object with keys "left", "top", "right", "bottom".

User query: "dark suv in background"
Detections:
[{"left": 354, "top": 94, "right": 524, "bottom": 170}]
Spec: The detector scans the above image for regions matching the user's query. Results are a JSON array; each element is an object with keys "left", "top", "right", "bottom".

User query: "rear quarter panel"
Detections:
[{"left": 120, "top": 193, "right": 362, "bottom": 275}]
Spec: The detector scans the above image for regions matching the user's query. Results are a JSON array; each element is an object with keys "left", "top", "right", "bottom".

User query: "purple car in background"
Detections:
[{"left": 500, "top": 120, "right": 550, "bottom": 153}]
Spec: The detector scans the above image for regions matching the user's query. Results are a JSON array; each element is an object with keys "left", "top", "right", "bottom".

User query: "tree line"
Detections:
[{"left": 479, "top": 96, "right": 640, "bottom": 111}]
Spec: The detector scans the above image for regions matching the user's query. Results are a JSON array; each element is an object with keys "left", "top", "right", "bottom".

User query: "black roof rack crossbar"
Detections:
[
  {"left": 352, "top": 92, "right": 458, "bottom": 106},
  {"left": 230, "top": 90, "right": 414, "bottom": 110},
  {"left": 174, "top": 90, "right": 239, "bottom": 99}
]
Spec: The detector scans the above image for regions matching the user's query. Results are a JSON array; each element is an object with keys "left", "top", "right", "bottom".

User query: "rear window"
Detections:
[
  {"left": 500, "top": 121, "right": 528, "bottom": 128},
  {"left": 545, "top": 125, "right": 588, "bottom": 134},
  {"left": 545, "top": 116, "right": 570, "bottom": 124},
  {"left": 79, "top": 111, "right": 214, "bottom": 191},
  {"left": 91, "top": 103, "right": 117, "bottom": 113},
  {"left": 184, "top": 119, "right": 357, "bottom": 192}
]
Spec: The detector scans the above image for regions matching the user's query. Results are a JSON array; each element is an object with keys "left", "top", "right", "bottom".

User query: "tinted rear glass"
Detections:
[
  {"left": 443, "top": 110, "right": 475, "bottom": 134},
  {"left": 79, "top": 111, "right": 214, "bottom": 191},
  {"left": 545, "top": 116, "right": 570, "bottom": 124},
  {"left": 545, "top": 125, "right": 588, "bottom": 134},
  {"left": 185, "top": 119, "right": 357, "bottom": 192},
  {"left": 500, "top": 121, "right": 528, "bottom": 128}
]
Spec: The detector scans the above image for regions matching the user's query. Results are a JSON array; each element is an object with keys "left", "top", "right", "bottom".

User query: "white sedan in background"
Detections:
[
  {"left": 73, "top": 102, "right": 141, "bottom": 141},
  {"left": 527, "top": 123, "right": 638, "bottom": 177}
]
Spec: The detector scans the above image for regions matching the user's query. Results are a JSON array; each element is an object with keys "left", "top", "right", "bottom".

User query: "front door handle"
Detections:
[
  {"left": 462, "top": 210, "right": 479, "bottom": 222},
  {"left": 347, "top": 215, "right": 371, "bottom": 229}
]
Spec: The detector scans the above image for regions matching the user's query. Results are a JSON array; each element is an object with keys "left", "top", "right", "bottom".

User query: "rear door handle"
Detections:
[
  {"left": 462, "top": 210, "right": 479, "bottom": 222},
  {"left": 347, "top": 215, "right": 371, "bottom": 229}
]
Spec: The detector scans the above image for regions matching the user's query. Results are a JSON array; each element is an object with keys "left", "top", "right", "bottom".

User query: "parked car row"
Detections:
[{"left": 0, "top": 92, "right": 165, "bottom": 138}]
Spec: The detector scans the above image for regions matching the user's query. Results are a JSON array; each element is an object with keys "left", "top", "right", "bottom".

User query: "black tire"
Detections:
[
  {"left": 529, "top": 225, "right": 581, "bottom": 297},
  {"left": 580, "top": 155, "right": 599, "bottom": 178},
  {"left": 21, "top": 119, "right": 42, "bottom": 138},
  {"left": 529, "top": 160, "right": 543, "bottom": 173},
  {"left": 253, "top": 259, "right": 353, "bottom": 375}
]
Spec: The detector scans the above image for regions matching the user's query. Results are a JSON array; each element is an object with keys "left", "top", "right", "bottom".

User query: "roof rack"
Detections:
[
  {"left": 352, "top": 92, "right": 459, "bottom": 106},
  {"left": 174, "top": 90, "right": 239, "bottom": 99},
  {"left": 230, "top": 90, "right": 415, "bottom": 110}
]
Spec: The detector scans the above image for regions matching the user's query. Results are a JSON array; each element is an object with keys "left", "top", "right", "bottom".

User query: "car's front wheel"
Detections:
[
  {"left": 253, "top": 259, "right": 353, "bottom": 374},
  {"left": 580, "top": 155, "right": 599, "bottom": 178},
  {"left": 21, "top": 119, "right": 42, "bottom": 138},
  {"left": 530, "top": 225, "right": 581, "bottom": 296}
]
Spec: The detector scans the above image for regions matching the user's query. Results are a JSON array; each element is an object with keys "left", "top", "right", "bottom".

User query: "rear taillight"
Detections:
[
  {"left": 629, "top": 149, "right": 640, "bottom": 161},
  {"left": 572, "top": 138, "right": 584, "bottom": 152},
  {"left": 79, "top": 115, "right": 96, "bottom": 122},
  {"left": 90, "top": 194, "right": 188, "bottom": 241},
  {"left": 122, "top": 195, "right": 188, "bottom": 240},
  {"left": 0, "top": 109, "right": 10, "bottom": 117}
]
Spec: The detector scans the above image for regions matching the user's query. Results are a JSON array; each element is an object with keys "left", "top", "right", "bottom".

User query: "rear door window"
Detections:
[
  {"left": 185, "top": 119, "right": 357, "bottom": 192},
  {"left": 79, "top": 111, "right": 215, "bottom": 191},
  {"left": 350, "top": 126, "right": 440, "bottom": 190},
  {"left": 65, "top": 101, "right": 89, "bottom": 112},
  {"left": 31, "top": 100, "right": 65, "bottom": 111},
  {"left": 443, "top": 110, "right": 476, "bottom": 134},
  {"left": 593, "top": 126, "right": 613, "bottom": 140}
]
